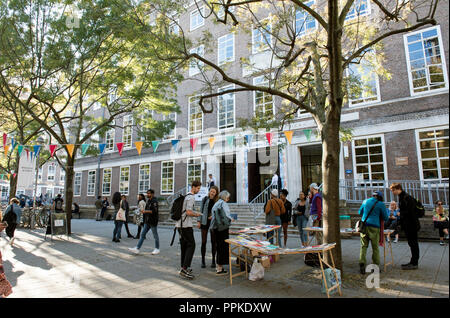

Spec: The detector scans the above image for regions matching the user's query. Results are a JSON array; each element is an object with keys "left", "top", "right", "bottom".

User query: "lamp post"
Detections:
[{"left": 31, "top": 137, "right": 44, "bottom": 229}]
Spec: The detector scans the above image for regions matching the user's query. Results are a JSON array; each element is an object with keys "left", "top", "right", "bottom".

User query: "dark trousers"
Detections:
[
  {"left": 214, "top": 228, "right": 229, "bottom": 266},
  {"left": 6, "top": 223, "right": 17, "bottom": 239},
  {"left": 123, "top": 212, "right": 132, "bottom": 236},
  {"left": 405, "top": 227, "right": 420, "bottom": 265},
  {"left": 201, "top": 228, "right": 217, "bottom": 264},
  {"left": 178, "top": 227, "right": 195, "bottom": 269}
]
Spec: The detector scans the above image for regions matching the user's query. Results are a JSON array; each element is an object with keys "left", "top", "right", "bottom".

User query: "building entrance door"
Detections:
[
  {"left": 248, "top": 147, "right": 278, "bottom": 202},
  {"left": 220, "top": 155, "right": 237, "bottom": 203},
  {"left": 300, "top": 144, "right": 322, "bottom": 192}
]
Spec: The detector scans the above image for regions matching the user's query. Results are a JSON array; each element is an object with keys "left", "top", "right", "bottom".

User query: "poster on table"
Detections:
[{"left": 16, "top": 151, "right": 36, "bottom": 190}]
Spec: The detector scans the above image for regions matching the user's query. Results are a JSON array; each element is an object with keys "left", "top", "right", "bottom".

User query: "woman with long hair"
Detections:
[
  {"left": 2, "top": 198, "right": 22, "bottom": 247},
  {"left": 112, "top": 192, "right": 123, "bottom": 242},
  {"left": 197, "top": 186, "right": 219, "bottom": 268},
  {"left": 134, "top": 194, "right": 146, "bottom": 239}
]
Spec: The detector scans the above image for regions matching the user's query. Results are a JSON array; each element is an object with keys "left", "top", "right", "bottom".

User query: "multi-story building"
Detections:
[{"left": 73, "top": 0, "right": 449, "bottom": 206}]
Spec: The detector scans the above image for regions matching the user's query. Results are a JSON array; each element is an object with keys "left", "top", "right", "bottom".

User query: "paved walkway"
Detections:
[{"left": 0, "top": 220, "right": 448, "bottom": 298}]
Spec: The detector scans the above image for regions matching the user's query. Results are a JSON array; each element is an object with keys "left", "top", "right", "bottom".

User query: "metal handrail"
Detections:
[
  {"left": 248, "top": 184, "right": 278, "bottom": 224},
  {"left": 166, "top": 187, "right": 188, "bottom": 206}
]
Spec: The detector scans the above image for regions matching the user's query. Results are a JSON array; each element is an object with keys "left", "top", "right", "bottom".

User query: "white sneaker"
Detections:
[
  {"left": 393, "top": 238, "right": 398, "bottom": 243},
  {"left": 128, "top": 247, "right": 140, "bottom": 255},
  {"left": 152, "top": 249, "right": 160, "bottom": 255}
]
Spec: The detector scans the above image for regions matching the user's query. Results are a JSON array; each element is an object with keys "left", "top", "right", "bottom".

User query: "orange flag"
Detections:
[
  {"left": 3, "top": 145, "right": 9, "bottom": 156},
  {"left": 135, "top": 141, "right": 143, "bottom": 155},
  {"left": 208, "top": 137, "right": 215, "bottom": 149},
  {"left": 66, "top": 144, "right": 75, "bottom": 158},
  {"left": 283, "top": 131, "right": 293, "bottom": 144}
]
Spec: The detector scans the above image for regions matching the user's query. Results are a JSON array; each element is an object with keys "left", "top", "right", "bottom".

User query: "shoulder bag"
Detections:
[
  {"left": 116, "top": 200, "right": 127, "bottom": 222},
  {"left": 355, "top": 200, "right": 377, "bottom": 234}
]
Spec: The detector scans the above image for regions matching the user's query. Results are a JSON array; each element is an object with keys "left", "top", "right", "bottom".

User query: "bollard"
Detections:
[{"left": 30, "top": 212, "right": 36, "bottom": 229}]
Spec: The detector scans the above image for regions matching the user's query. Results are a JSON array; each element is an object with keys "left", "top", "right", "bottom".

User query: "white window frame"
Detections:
[
  {"left": 169, "top": 20, "right": 180, "bottom": 35},
  {"left": 60, "top": 169, "right": 65, "bottom": 182},
  {"left": 294, "top": 0, "right": 317, "bottom": 37},
  {"left": 47, "top": 165, "right": 56, "bottom": 181},
  {"left": 189, "top": 45, "right": 205, "bottom": 76},
  {"left": 161, "top": 160, "right": 175, "bottom": 195},
  {"left": 253, "top": 76, "right": 275, "bottom": 116},
  {"left": 87, "top": 170, "right": 96, "bottom": 196},
  {"left": 105, "top": 120, "right": 115, "bottom": 153},
  {"left": 119, "top": 166, "right": 130, "bottom": 195},
  {"left": 351, "top": 134, "right": 388, "bottom": 185},
  {"left": 74, "top": 172, "right": 82, "bottom": 197},
  {"left": 415, "top": 126, "right": 449, "bottom": 182},
  {"left": 138, "top": 163, "right": 151, "bottom": 194},
  {"left": 122, "top": 115, "right": 133, "bottom": 149},
  {"left": 217, "top": 33, "right": 235, "bottom": 65},
  {"left": 102, "top": 168, "right": 112, "bottom": 196},
  {"left": 252, "top": 18, "right": 272, "bottom": 54},
  {"left": 217, "top": 84, "right": 236, "bottom": 130},
  {"left": 403, "top": 25, "right": 449, "bottom": 97},
  {"left": 190, "top": 6, "right": 205, "bottom": 31},
  {"left": 344, "top": 0, "right": 371, "bottom": 21},
  {"left": 188, "top": 96, "right": 204, "bottom": 136},
  {"left": 187, "top": 157, "right": 202, "bottom": 188}
]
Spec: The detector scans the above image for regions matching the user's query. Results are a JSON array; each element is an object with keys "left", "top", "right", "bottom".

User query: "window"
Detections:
[
  {"left": 108, "top": 85, "right": 118, "bottom": 104},
  {"left": 218, "top": 33, "right": 234, "bottom": 65},
  {"left": 217, "top": 3, "right": 235, "bottom": 19},
  {"left": 138, "top": 164, "right": 151, "bottom": 193},
  {"left": 105, "top": 121, "right": 115, "bottom": 152},
  {"left": 60, "top": 170, "right": 65, "bottom": 182},
  {"left": 74, "top": 172, "right": 82, "bottom": 196},
  {"left": 352, "top": 136, "right": 387, "bottom": 183},
  {"left": 189, "top": 45, "right": 205, "bottom": 76},
  {"left": 345, "top": 0, "right": 370, "bottom": 21},
  {"left": 47, "top": 165, "right": 55, "bottom": 181},
  {"left": 119, "top": 166, "right": 130, "bottom": 195},
  {"left": 252, "top": 19, "right": 271, "bottom": 54},
  {"left": 164, "top": 112, "right": 177, "bottom": 139},
  {"left": 38, "top": 167, "right": 42, "bottom": 181},
  {"left": 218, "top": 85, "right": 235, "bottom": 130},
  {"left": 190, "top": 6, "right": 205, "bottom": 31},
  {"left": 417, "top": 128, "right": 449, "bottom": 180},
  {"left": 253, "top": 76, "right": 274, "bottom": 118},
  {"left": 295, "top": 1, "right": 316, "bottom": 36},
  {"left": 161, "top": 161, "right": 175, "bottom": 194},
  {"left": 102, "top": 168, "right": 112, "bottom": 196},
  {"left": 404, "top": 26, "right": 448, "bottom": 95},
  {"left": 188, "top": 96, "right": 203, "bottom": 135},
  {"left": 87, "top": 170, "right": 96, "bottom": 196},
  {"left": 169, "top": 21, "right": 180, "bottom": 35},
  {"left": 122, "top": 115, "right": 133, "bottom": 149},
  {"left": 347, "top": 54, "right": 380, "bottom": 106},
  {"left": 187, "top": 158, "right": 202, "bottom": 188}
]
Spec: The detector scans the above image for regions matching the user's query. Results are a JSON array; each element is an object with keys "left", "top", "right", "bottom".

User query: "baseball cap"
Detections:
[
  {"left": 271, "top": 189, "right": 279, "bottom": 197},
  {"left": 309, "top": 183, "right": 319, "bottom": 190},
  {"left": 372, "top": 191, "right": 383, "bottom": 199}
]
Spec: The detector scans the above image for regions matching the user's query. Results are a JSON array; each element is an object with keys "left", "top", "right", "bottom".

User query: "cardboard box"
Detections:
[
  {"left": 251, "top": 250, "right": 259, "bottom": 257},
  {"left": 260, "top": 256, "right": 270, "bottom": 268},
  {"left": 272, "top": 254, "right": 280, "bottom": 263}
]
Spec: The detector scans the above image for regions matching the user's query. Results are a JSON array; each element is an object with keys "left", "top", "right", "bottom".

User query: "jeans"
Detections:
[
  {"left": 113, "top": 220, "right": 124, "bottom": 240},
  {"left": 178, "top": 227, "right": 196, "bottom": 269},
  {"left": 359, "top": 226, "right": 381, "bottom": 265},
  {"left": 296, "top": 215, "right": 308, "bottom": 245},
  {"left": 137, "top": 224, "right": 160, "bottom": 250},
  {"left": 269, "top": 216, "right": 282, "bottom": 245}
]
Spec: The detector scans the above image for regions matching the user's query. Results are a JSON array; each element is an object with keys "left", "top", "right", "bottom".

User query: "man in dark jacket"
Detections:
[
  {"left": 390, "top": 183, "right": 420, "bottom": 270},
  {"left": 128, "top": 189, "right": 160, "bottom": 255}
]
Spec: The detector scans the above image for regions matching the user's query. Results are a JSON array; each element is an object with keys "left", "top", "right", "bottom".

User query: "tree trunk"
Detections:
[
  {"left": 9, "top": 156, "right": 20, "bottom": 198},
  {"left": 65, "top": 155, "right": 75, "bottom": 234}
]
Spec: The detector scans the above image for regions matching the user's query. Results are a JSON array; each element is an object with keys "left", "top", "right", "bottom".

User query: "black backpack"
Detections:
[
  {"left": 413, "top": 197, "right": 425, "bottom": 218},
  {"left": 304, "top": 253, "right": 320, "bottom": 267},
  {"left": 170, "top": 193, "right": 191, "bottom": 221}
]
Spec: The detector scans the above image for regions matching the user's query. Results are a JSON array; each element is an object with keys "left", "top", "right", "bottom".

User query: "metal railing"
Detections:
[
  {"left": 339, "top": 179, "right": 449, "bottom": 208},
  {"left": 249, "top": 184, "right": 278, "bottom": 224},
  {"left": 166, "top": 187, "right": 188, "bottom": 206}
]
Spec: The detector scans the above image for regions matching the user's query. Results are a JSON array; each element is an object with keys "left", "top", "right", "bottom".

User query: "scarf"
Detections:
[{"left": 379, "top": 218, "right": 385, "bottom": 247}]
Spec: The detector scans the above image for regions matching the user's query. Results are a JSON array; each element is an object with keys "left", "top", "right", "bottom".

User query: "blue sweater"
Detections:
[{"left": 358, "top": 197, "right": 389, "bottom": 228}]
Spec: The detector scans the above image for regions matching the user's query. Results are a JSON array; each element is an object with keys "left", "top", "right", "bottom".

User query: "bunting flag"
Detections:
[
  {"left": 25, "top": 148, "right": 30, "bottom": 160},
  {"left": 266, "top": 132, "right": 273, "bottom": 146},
  {"left": 13, "top": 173, "right": 17, "bottom": 179},
  {"left": 49, "top": 145, "right": 58, "bottom": 157},
  {"left": 303, "top": 129, "right": 312, "bottom": 142},
  {"left": 245, "top": 134, "right": 253, "bottom": 147},
  {"left": 226, "top": 135, "right": 234, "bottom": 148},
  {"left": 81, "top": 144, "right": 90, "bottom": 155},
  {"left": 152, "top": 140, "right": 161, "bottom": 152},
  {"left": 135, "top": 141, "right": 143, "bottom": 155},
  {"left": 171, "top": 140, "right": 180, "bottom": 151},
  {"left": 2, "top": 133, "right": 6, "bottom": 147},
  {"left": 98, "top": 143, "right": 106, "bottom": 154},
  {"left": 18, "top": 145, "right": 24, "bottom": 157},
  {"left": 66, "top": 144, "right": 75, "bottom": 158},
  {"left": 11, "top": 138, "right": 16, "bottom": 151},
  {"left": 30, "top": 150, "right": 34, "bottom": 161},
  {"left": 208, "top": 137, "right": 216, "bottom": 149},
  {"left": 6, "top": 174, "right": 10, "bottom": 180},
  {"left": 3, "top": 145, "right": 9, "bottom": 156},
  {"left": 33, "top": 145, "right": 42, "bottom": 156},
  {"left": 116, "top": 142, "right": 124, "bottom": 156},
  {"left": 190, "top": 138, "right": 198, "bottom": 151},
  {"left": 284, "top": 131, "right": 294, "bottom": 145}
]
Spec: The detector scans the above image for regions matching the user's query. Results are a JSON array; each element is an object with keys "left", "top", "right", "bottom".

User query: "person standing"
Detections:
[
  {"left": 177, "top": 181, "right": 202, "bottom": 280},
  {"left": 433, "top": 200, "right": 449, "bottom": 246},
  {"left": 19, "top": 198, "right": 26, "bottom": 209},
  {"left": 100, "top": 197, "right": 109, "bottom": 220},
  {"left": 390, "top": 183, "right": 420, "bottom": 270},
  {"left": 279, "top": 189, "right": 292, "bottom": 247},
  {"left": 52, "top": 194, "right": 64, "bottom": 213},
  {"left": 112, "top": 192, "right": 124, "bottom": 242},
  {"left": 264, "top": 189, "right": 285, "bottom": 246},
  {"left": 207, "top": 174, "right": 217, "bottom": 190},
  {"left": 308, "top": 183, "right": 322, "bottom": 227},
  {"left": 2, "top": 198, "right": 22, "bottom": 247},
  {"left": 293, "top": 191, "right": 309, "bottom": 247},
  {"left": 271, "top": 173, "right": 279, "bottom": 189},
  {"left": 386, "top": 201, "right": 400, "bottom": 243},
  {"left": 197, "top": 186, "right": 219, "bottom": 268},
  {"left": 121, "top": 195, "right": 134, "bottom": 238},
  {"left": 95, "top": 196, "right": 103, "bottom": 221},
  {"left": 0, "top": 221, "right": 13, "bottom": 297},
  {"left": 129, "top": 190, "right": 160, "bottom": 255},
  {"left": 210, "top": 190, "right": 233, "bottom": 275},
  {"left": 133, "top": 194, "right": 146, "bottom": 240},
  {"left": 358, "top": 191, "right": 390, "bottom": 274}
]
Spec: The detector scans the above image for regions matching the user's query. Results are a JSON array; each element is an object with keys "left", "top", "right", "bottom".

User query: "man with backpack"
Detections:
[
  {"left": 52, "top": 194, "right": 64, "bottom": 213},
  {"left": 174, "top": 181, "right": 202, "bottom": 280},
  {"left": 390, "top": 183, "right": 422, "bottom": 270}
]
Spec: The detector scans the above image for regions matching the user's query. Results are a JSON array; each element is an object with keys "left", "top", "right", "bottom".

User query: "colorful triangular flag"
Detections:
[
  {"left": 3, "top": 145, "right": 9, "bottom": 156},
  {"left": 25, "top": 148, "right": 30, "bottom": 160},
  {"left": 208, "top": 137, "right": 216, "bottom": 149},
  {"left": 190, "top": 138, "right": 198, "bottom": 151},
  {"left": 226, "top": 135, "right": 234, "bottom": 148},
  {"left": 11, "top": 138, "right": 16, "bottom": 151},
  {"left": 81, "top": 144, "right": 90, "bottom": 155},
  {"left": 171, "top": 140, "right": 180, "bottom": 151},
  {"left": 284, "top": 131, "right": 293, "bottom": 144},
  {"left": 2, "top": 133, "right": 6, "bottom": 147},
  {"left": 13, "top": 173, "right": 17, "bottom": 179},
  {"left": 135, "top": 141, "right": 143, "bottom": 155},
  {"left": 66, "top": 144, "right": 75, "bottom": 158},
  {"left": 245, "top": 134, "right": 253, "bottom": 147},
  {"left": 98, "top": 143, "right": 106, "bottom": 154},
  {"left": 116, "top": 142, "right": 124, "bottom": 156},
  {"left": 49, "top": 144, "right": 57, "bottom": 157},
  {"left": 33, "top": 145, "right": 42, "bottom": 156},
  {"left": 303, "top": 129, "right": 312, "bottom": 142},
  {"left": 18, "top": 145, "right": 24, "bottom": 157},
  {"left": 152, "top": 140, "right": 161, "bottom": 152},
  {"left": 6, "top": 174, "right": 10, "bottom": 180},
  {"left": 266, "top": 132, "right": 273, "bottom": 146}
]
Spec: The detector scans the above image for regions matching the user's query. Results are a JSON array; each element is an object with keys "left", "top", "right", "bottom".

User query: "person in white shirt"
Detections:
[
  {"left": 207, "top": 174, "right": 217, "bottom": 189},
  {"left": 271, "top": 173, "right": 279, "bottom": 188}
]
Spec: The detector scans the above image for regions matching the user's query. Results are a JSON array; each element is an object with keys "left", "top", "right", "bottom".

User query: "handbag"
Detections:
[
  {"left": 115, "top": 200, "right": 127, "bottom": 222},
  {"left": 355, "top": 200, "right": 377, "bottom": 234}
]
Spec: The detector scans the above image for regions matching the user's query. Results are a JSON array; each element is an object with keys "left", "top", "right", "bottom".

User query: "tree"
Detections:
[
  {"left": 0, "top": 0, "right": 180, "bottom": 233},
  {"left": 126, "top": 0, "right": 440, "bottom": 270}
]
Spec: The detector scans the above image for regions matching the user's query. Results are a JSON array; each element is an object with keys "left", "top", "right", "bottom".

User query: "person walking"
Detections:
[
  {"left": 121, "top": 195, "right": 134, "bottom": 238},
  {"left": 52, "top": 194, "right": 64, "bottom": 213},
  {"left": 129, "top": 190, "right": 160, "bottom": 255},
  {"left": 293, "top": 191, "right": 310, "bottom": 247},
  {"left": 133, "top": 194, "right": 146, "bottom": 240},
  {"left": 210, "top": 190, "right": 233, "bottom": 275},
  {"left": 2, "top": 198, "right": 22, "bottom": 247},
  {"left": 358, "top": 191, "right": 390, "bottom": 274},
  {"left": 177, "top": 181, "right": 202, "bottom": 280},
  {"left": 279, "top": 189, "right": 292, "bottom": 247},
  {"left": 386, "top": 201, "right": 400, "bottom": 243},
  {"left": 112, "top": 192, "right": 125, "bottom": 242},
  {"left": 264, "top": 189, "right": 285, "bottom": 246},
  {"left": 0, "top": 221, "right": 13, "bottom": 297},
  {"left": 308, "top": 183, "right": 322, "bottom": 228},
  {"left": 100, "top": 197, "right": 109, "bottom": 220},
  {"left": 197, "top": 186, "right": 219, "bottom": 268},
  {"left": 390, "top": 183, "right": 421, "bottom": 270},
  {"left": 95, "top": 196, "right": 103, "bottom": 221},
  {"left": 433, "top": 200, "right": 449, "bottom": 246}
]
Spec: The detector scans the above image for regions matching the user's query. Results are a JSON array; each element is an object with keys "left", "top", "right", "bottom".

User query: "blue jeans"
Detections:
[
  {"left": 296, "top": 215, "right": 308, "bottom": 245},
  {"left": 137, "top": 224, "right": 160, "bottom": 250},
  {"left": 113, "top": 220, "right": 124, "bottom": 240},
  {"left": 269, "top": 216, "right": 282, "bottom": 245}
]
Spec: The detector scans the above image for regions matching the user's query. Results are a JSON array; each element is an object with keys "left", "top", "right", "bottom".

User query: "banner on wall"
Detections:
[{"left": 16, "top": 151, "right": 36, "bottom": 190}]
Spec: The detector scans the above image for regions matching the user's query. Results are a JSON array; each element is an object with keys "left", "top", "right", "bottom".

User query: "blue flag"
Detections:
[
  {"left": 98, "top": 143, "right": 106, "bottom": 154},
  {"left": 245, "top": 134, "right": 253, "bottom": 147},
  {"left": 171, "top": 140, "right": 180, "bottom": 151}
]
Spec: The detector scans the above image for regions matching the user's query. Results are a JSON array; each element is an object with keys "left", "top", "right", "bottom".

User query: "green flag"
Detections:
[
  {"left": 152, "top": 140, "right": 161, "bottom": 152},
  {"left": 81, "top": 144, "right": 90, "bottom": 155},
  {"left": 303, "top": 129, "right": 312, "bottom": 141},
  {"left": 226, "top": 135, "right": 235, "bottom": 148},
  {"left": 17, "top": 145, "right": 24, "bottom": 156}
]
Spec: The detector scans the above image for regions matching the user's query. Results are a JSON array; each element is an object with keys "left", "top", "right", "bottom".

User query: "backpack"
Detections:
[
  {"left": 55, "top": 198, "right": 63, "bottom": 210},
  {"left": 413, "top": 197, "right": 425, "bottom": 218},
  {"left": 304, "top": 253, "right": 321, "bottom": 267},
  {"left": 170, "top": 193, "right": 192, "bottom": 221}
]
